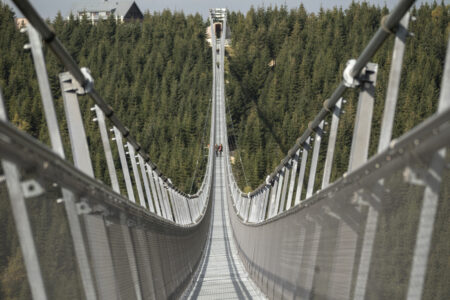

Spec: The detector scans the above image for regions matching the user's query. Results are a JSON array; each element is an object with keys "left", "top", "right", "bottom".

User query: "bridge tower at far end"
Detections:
[{"left": 206, "top": 8, "right": 231, "bottom": 47}]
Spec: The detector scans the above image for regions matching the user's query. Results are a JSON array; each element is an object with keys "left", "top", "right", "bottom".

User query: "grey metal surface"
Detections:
[
  {"left": 95, "top": 106, "right": 120, "bottom": 194},
  {"left": 26, "top": 25, "right": 98, "bottom": 299},
  {"left": 186, "top": 154, "right": 264, "bottom": 299},
  {"left": 11, "top": 0, "right": 187, "bottom": 193},
  {"left": 147, "top": 166, "right": 162, "bottom": 216},
  {"left": 321, "top": 98, "right": 342, "bottom": 189},
  {"left": 231, "top": 0, "right": 417, "bottom": 196},
  {"left": 406, "top": 35, "right": 450, "bottom": 300},
  {"left": 3, "top": 2, "right": 450, "bottom": 300},
  {"left": 128, "top": 143, "right": 147, "bottom": 208},
  {"left": 306, "top": 121, "right": 324, "bottom": 198},
  {"left": 114, "top": 128, "right": 136, "bottom": 202},
  {"left": 185, "top": 24, "right": 265, "bottom": 295},
  {"left": 278, "top": 164, "right": 290, "bottom": 213},
  {"left": 0, "top": 88, "right": 48, "bottom": 300},
  {"left": 26, "top": 25, "right": 65, "bottom": 157},
  {"left": 294, "top": 139, "right": 309, "bottom": 205},
  {"left": 286, "top": 151, "right": 299, "bottom": 210},
  {"left": 353, "top": 14, "right": 410, "bottom": 300},
  {"left": 138, "top": 155, "right": 155, "bottom": 213},
  {"left": 59, "top": 71, "right": 95, "bottom": 177}
]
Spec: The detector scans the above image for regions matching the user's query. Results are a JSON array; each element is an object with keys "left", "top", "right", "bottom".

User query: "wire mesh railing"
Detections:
[
  {"left": 0, "top": 0, "right": 217, "bottom": 299},
  {"left": 219, "top": 0, "right": 450, "bottom": 299}
]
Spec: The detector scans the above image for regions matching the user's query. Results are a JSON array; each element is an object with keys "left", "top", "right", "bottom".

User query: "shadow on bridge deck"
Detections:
[{"left": 183, "top": 155, "right": 265, "bottom": 300}]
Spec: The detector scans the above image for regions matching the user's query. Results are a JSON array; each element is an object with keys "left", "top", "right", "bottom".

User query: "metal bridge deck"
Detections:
[
  {"left": 185, "top": 39, "right": 265, "bottom": 297},
  {"left": 185, "top": 154, "right": 264, "bottom": 299}
]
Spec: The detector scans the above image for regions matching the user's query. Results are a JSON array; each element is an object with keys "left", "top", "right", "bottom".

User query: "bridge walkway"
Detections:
[
  {"left": 185, "top": 153, "right": 263, "bottom": 299},
  {"left": 184, "top": 42, "right": 264, "bottom": 298}
]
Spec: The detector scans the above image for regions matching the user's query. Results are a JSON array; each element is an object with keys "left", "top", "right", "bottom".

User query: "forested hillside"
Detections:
[
  {"left": 0, "top": 2, "right": 449, "bottom": 299},
  {"left": 0, "top": 2, "right": 448, "bottom": 193},
  {"left": 0, "top": 5, "right": 212, "bottom": 299},
  {"left": 226, "top": 2, "right": 449, "bottom": 190},
  {"left": 0, "top": 4, "right": 212, "bottom": 194}
]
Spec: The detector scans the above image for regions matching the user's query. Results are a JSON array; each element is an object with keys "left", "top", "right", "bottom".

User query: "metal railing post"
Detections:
[
  {"left": 278, "top": 162, "right": 291, "bottom": 213},
  {"left": 120, "top": 214, "right": 143, "bottom": 300},
  {"left": 261, "top": 188, "right": 270, "bottom": 221},
  {"left": 138, "top": 156, "right": 155, "bottom": 213},
  {"left": 0, "top": 87, "right": 48, "bottom": 300},
  {"left": 127, "top": 143, "right": 147, "bottom": 209},
  {"left": 59, "top": 71, "right": 94, "bottom": 176},
  {"left": 59, "top": 71, "right": 119, "bottom": 299},
  {"left": 302, "top": 219, "right": 322, "bottom": 299},
  {"left": 286, "top": 150, "right": 300, "bottom": 210},
  {"left": 354, "top": 13, "right": 411, "bottom": 300},
  {"left": 113, "top": 127, "right": 136, "bottom": 202},
  {"left": 274, "top": 167, "right": 286, "bottom": 215},
  {"left": 94, "top": 106, "right": 120, "bottom": 193},
  {"left": 294, "top": 138, "right": 311, "bottom": 206},
  {"left": 306, "top": 121, "right": 324, "bottom": 198},
  {"left": 267, "top": 176, "right": 279, "bottom": 218},
  {"left": 25, "top": 25, "right": 97, "bottom": 300},
  {"left": 328, "top": 62, "right": 378, "bottom": 300},
  {"left": 407, "top": 35, "right": 450, "bottom": 300},
  {"left": 146, "top": 166, "right": 162, "bottom": 216},
  {"left": 321, "top": 99, "right": 343, "bottom": 189}
]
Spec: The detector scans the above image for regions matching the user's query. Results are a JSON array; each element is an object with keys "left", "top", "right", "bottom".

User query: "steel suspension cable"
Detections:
[
  {"left": 189, "top": 99, "right": 212, "bottom": 194},
  {"left": 225, "top": 96, "right": 250, "bottom": 188}
]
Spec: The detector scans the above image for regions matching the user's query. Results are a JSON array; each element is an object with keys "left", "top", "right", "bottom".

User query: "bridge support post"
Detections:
[
  {"left": 354, "top": 13, "right": 410, "bottom": 300},
  {"left": 127, "top": 143, "right": 147, "bottom": 209},
  {"left": 327, "top": 62, "right": 378, "bottom": 300},
  {"left": 60, "top": 71, "right": 120, "bottom": 300},
  {"left": 25, "top": 25, "right": 98, "bottom": 300},
  {"left": 94, "top": 106, "right": 120, "bottom": 194},
  {"left": 259, "top": 188, "right": 268, "bottom": 221},
  {"left": 267, "top": 175, "right": 279, "bottom": 218},
  {"left": 274, "top": 167, "right": 286, "bottom": 215},
  {"left": 294, "top": 138, "right": 311, "bottom": 206},
  {"left": 322, "top": 98, "right": 343, "bottom": 189},
  {"left": 138, "top": 156, "right": 156, "bottom": 213},
  {"left": 286, "top": 150, "right": 300, "bottom": 210},
  {"left": 0, "top": 87, "right": 48, "bottom": 300},
  {"left": 113, "top": 127, "right": 136, "bottom": 202},
  {"left": 407, "top": 35, "right": 450, "bottom": 300},
  {"left": 146, "top": 165, "right": 162, "bottom": 216},
  {"left": 278, "top": 162, "right": 291, "bottom": 213},
  {"left": 59, "top": 71, "right": 95, "bottom": 176},
  {"left": 120, "top": 214, "right": 143, "bottom": 300},
  {"left": 306, "top": 121, "right": 325, "bottom": 198},
  {"left": 302, "top": 216, "right": 322, "bottom": 299},
  {"left": 171, "top": 191, "right": 181, "bottom": 223}
]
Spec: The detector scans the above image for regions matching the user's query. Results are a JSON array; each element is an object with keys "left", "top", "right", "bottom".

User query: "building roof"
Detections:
[{"left": 70, "top": 0, "right": 137, "bottom": 17}]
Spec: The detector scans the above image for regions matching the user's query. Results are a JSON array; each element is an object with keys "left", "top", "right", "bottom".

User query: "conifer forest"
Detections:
[{"left": 0, "top": 1, "right": 448, "bottom": 299}]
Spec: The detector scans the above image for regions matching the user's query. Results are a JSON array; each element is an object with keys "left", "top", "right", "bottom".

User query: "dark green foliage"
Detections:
[
  {"left": 0, "top": 5, "right": 211, "bottom": 298},
  {"left": 226, "top": 3, "right": 449, "bottom": 190},
  {"left": 0, "top": 2, "right": 449, "bottom": 299},
  {"left": 0, "top": 5, "right": 212, "bottom": 194}
]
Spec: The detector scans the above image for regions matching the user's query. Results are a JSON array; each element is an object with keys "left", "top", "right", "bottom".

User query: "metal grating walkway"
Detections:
[
  {"left": 185, "top": 154, "right": 265, "bottom": 299},
  {"left": 184, "top": 43, "right": 265, "bottom": 297}
]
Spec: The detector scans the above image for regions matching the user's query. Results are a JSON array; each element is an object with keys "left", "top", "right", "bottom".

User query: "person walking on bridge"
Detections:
[{"left": 219, "top": 144, "right": 223, "bottom": 156}]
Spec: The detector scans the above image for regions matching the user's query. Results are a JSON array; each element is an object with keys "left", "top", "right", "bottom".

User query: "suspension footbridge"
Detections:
[{"left": 0, "top": 0, "right": 449, "bottom": 299}]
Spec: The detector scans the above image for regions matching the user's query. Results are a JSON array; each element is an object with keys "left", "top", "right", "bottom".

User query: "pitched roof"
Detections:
[
  {"left": 70, "top": 1, "right": 136, "bottom": 17},
  {"left": 116, "top": 1, "right": 135, "bottom": 16}
]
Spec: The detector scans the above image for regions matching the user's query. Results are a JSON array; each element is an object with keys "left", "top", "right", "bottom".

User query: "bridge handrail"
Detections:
[
  {"left": 11, "top": 0, "right": 197, "bottom": 198},
  {"left": 0, "top": 118, "right": 212, "bottom": 227},
  {"left": 243, "top": 0, "right": 416, "bottom": 197}
]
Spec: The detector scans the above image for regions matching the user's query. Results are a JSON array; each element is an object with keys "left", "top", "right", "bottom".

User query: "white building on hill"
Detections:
[{"left": 69, "top": 0, "right": 143, "bottom": 24}]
